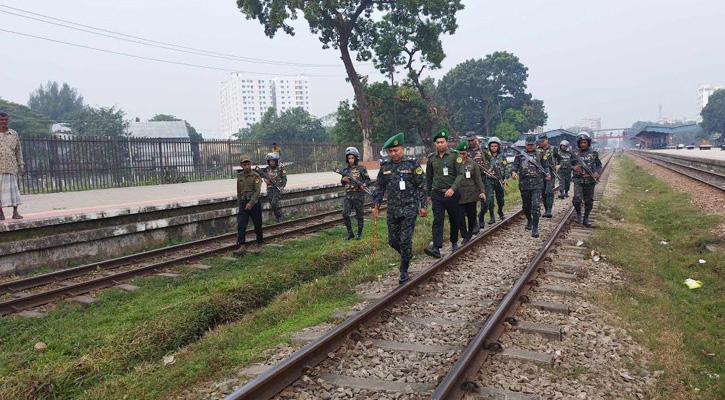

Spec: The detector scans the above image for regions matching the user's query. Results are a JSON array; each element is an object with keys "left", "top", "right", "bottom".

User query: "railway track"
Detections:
[
  {"left": 222, "top": 153, "right": 612, "bottom": 400},
  {"left": 631, "top": 151, "right": 725, "bottom": 191},
  {"left": 0, "top": 204, "right": 383, "bottom": 316}
]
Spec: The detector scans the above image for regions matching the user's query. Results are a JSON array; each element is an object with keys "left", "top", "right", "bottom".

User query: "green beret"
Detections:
[
  {"left": 240, "top": 155, "right": 252, "bottom": 163},
  {"left": 455, "top": 141, "right": 468, "bottom": 151},
  {"left": 433, "top": 129, "right": 449, "bottom": 141},
  {"left": 525, "top": 134, "right": 537, "bottom": 144},
  {"left": 383, "top": 132, "right": 404, "bottom": 149},
  {"left": 538, "top": 132, "right": 548, "bottom": 140}
]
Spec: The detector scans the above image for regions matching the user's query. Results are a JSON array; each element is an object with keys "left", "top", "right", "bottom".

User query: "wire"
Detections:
[
  {"left": 0, "top": 28, "right": 356, "bottom": 78},
  {"left": 0, "top": 3, "right": 371, "bottom": 68}
]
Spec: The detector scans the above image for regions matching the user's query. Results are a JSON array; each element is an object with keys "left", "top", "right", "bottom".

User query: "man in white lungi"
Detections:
[{"left": 0, "top": 112, "right": 25, "bottom": 220}]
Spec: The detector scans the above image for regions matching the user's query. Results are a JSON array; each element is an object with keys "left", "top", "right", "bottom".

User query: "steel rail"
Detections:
[
  {"left": 0, "top": 205, "right": 383, "bottom": 315},
  {"left": 631, "top": 151, "right": 725, "bottom": 191},
  {"left": 222, "top": 152, "right": 613, "bottom": 400}
]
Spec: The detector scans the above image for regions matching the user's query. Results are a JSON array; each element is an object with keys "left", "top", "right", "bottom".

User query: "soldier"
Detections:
[
  {"left": 235, "top": 156, "right": 264, "bottom": 255},
  {"left": 340, "top": 146, "right": 371, "bottom": 240},
  {"left": 373, "top": 133, "right": 427, "bottom": 284},
  {"left": 455, "top": 141, "right": 485, "bottom": 245},
  {"left": 556, "top": 140, "right": 573, "bottom": 199},
  {"left": 425, "top": 129, "right": 465, "bottom": 258},
  {"left": 465, "top": 131, "right": 488, "bottom": 232},
  {"left": 483, "top": 137, "right": 508, "bottom": 224},
  {"left": 509, "top": 134, "right": 551, "bottom": 238},
  {"left": 571, "top": 132, "right": 602, "bottom": 227},
  {"left": 537, "top": 133, "right": 559, "bottom": 218},
  {"left": 262, "top": 152, "right": 287, "bottom": 223}
]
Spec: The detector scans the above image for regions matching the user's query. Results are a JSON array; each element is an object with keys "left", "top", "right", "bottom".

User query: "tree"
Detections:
[
  {"left": 235, "top": 107, "right": 329, "bottom": 142},
  {"left": 148, "top": 114, "right": 203, "bottom": 140},
  {"left": 237, "top": 0, "right": 463, "bottom": 161},
  {"left": 66, "top": 106, "right": 129, "bottom": 137},
  {"left": 0, "top": 98, "right": 54, "bottom": 136},
  {"left": 493, "top": 109, "right": 523, "bottom": 142},
  {"left": 28, "top": 81, "right": 85, "bottom": 121},
  {"left": 700, "top": 89, "right": 725, "bottom": 142}
]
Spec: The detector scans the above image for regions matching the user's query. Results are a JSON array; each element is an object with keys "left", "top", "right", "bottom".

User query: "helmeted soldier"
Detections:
[
  {"left": 373, "top": 133, "right": 427, "bottom": 284},
  {"left": 340, "top": 146, "right": 371, "bottom": 240},
  {"left": 537, "top": 132, "right": 560, "bottom": 218},
  {"left": 465, "top": 131, "right": 488, "bottom": 232},
  {"left": 509, "top": 134, "right": 551, "bottom": 238},
  {"left": 235, "top": 155, "right": 264, "bottom": 255},
  {"left": 425, "top": 129, "right": 466, "bottom": 258},
  {"left": 455, "top": 141, "right": 485, "bottom": 245},
  {"left": 570, "top": 132, "right": 602, "bottom": 227},
  {"left": 262, "top": 152, "right": 287, "bottom": 223},
  {"left": 483, "top": 136, "right": 508, "bottom": 224},
  {"left": 556, "top": 140, "right": 573, "bottom": 199}
]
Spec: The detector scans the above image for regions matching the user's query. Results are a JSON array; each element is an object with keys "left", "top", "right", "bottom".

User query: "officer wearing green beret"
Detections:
[
  {"left": 373, "top": 133, "right": 428, "bottom": 284},
  {"left": 235, "top": 156, "right": 264, "bottom": 255},
  {"left": 424, "top": 129, "right": 466, "bottom": 258},
  {"left": 455, "top": 141, "right": 485, "bottom": 245},
  {"left": 509, "top": 134, "right": 551, "bottom": 238}
]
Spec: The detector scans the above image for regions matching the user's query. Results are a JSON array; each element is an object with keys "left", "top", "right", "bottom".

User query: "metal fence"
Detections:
[{"left": 17, "top": 136, "right": 424, "bottom": 194}]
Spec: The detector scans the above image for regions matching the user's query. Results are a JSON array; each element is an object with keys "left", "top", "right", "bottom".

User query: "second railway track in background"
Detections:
[
  {"left": 0, "top": 204, "right": 384, "bottom": 316},
  {"left": 631, "top": 151, "right": 725, "bottom": 191},
  {"left": 223, "top": 153, "right": 612, "bottom": 400}
]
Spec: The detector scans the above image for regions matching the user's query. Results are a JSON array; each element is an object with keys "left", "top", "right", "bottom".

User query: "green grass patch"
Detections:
[{"left": 592, "top": 156, "right": 724, "bottom": 399}]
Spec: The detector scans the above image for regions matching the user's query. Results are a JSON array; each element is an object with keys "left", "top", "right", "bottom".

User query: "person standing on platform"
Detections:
[
  {"left": 340, "top": 146, "right": 371, "bottom": 240},
  {"left": 556, "top": 140, "right": 573, "bottom": 199},
  {"left": 234, "top": 156, "right": 263, "bottom": 255},
  {"left": 455, "top": 141, "right": 485, "bottom": 245},
  {"left": 465, "top": 131, "right": 488, "bottom": 232},
  {"left": 262, "top": 152, "right": 287, "bottom": 223},
  {"left": 509, "top": 134, "right": 551, "bottom": 238},
  {"left": 571, "top": 132, "right": 602, "bottom": 227},
  {"left": 537, "top": 132, "right": 559, "bottom": 218},
  {"left": 425, "top": 129, "right": 465, "bottom": 258},
  {"left": 483, "top": 136, "right": 508, "bottom": 224},
  {"left": 373, "top": 133, "right": 427, "bottom": 284},
  {"left": 0, "top": 112, "right": 24, "bottom": 220},
  {"left": 270, "top": 142, "right": 283, "bottom": 162}
]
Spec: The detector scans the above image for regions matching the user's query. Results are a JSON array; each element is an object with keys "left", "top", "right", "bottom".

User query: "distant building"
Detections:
[
  {"left": 634, "top": 124, "right": 702, "bottom": 149},
  {"left": 580, "top": 118, "right": 601, "bottom": 132},
  {"left": 220, "top": 74, "right": 311, "bottom": 138},
  {"left": 696, "top": 84, "right": 723, "bottom": 120},
  {"left": 128, "top": 120, "right": 192, "bottom": 172},
  {"left": 128, "top": 121, "right": 189, "bottom": 138}
]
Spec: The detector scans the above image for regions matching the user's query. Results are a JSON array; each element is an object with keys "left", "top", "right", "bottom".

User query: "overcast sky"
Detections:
[{"left": 2, "top": 0, "right": 724, "bottom": 138}]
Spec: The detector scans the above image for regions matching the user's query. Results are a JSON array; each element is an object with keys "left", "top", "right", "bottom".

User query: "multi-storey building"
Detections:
[
  {"left": 696, "top": 84, "right": 723, "bottom": 120},
  {"left": 580, "top": 117, "right": 602, "bottom": 132}
]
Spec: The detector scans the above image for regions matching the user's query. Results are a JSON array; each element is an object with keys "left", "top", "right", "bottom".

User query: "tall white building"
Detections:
[
  {"left": 580, "top": 117, "right": 601, "bottom": 132},
  {"left": 697, "top": 84, "right": 723, "bottom": 119},
  {"left": 220, "top": 74, "right": 311, "bottom": 138}
]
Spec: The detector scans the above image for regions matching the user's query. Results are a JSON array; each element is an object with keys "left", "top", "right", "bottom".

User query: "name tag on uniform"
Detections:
[
  {"left": 443, "top": 167, "right": 449, "bottom": 176},
  {"left": 399, "top": 180, "right": 406, "bottom": 190},
  {"left": 465, "top": 171, "right": 471, "bottom": 178}
]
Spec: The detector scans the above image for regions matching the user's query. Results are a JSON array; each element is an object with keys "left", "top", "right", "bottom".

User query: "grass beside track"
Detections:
[
  {"left": 592, "top": 156, "right": 724, "bottom": 399},
  {"left": 0, "top": 186, "right": 524, "bottom": 400}
]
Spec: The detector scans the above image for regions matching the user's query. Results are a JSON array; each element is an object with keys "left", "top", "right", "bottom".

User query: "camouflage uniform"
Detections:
[
  {"left": 539, "top": 144, "right": 558, "bottom": 217},
  {"left": 557, "top": 147, "right": 573, "bottom": 198},
  {"left": 483, "top": 149, "right": 507, "bottom": 221},
  {"left": 262, "top": 164, "right": 287, "bottom": 222},
  {"left": 237, "top": 169, "right": 263, "bottom": 246},
  {"left": 374, "top": 158, "right": 427, "bottom": 266},
  {"left": 466, "top": 143, "right": 489, "bottom": 228},
  {"left": 341, "top": 164, "right": 371, "bottom": 238},
  {"left": 509, "top": 145, "right": 550, "bottom": 236},
  {"left": 571, "top": 147, "right": 602, "bottom": 225}
]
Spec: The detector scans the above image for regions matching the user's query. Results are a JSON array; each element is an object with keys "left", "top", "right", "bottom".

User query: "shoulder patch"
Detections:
[
  {"left": 415, "top": 166, "right": 423, "bottom": 175},
  {"left": 456, "top": 157, "right": 463, "bottom": 164},
  {"left": 254, "top": 178, "right": 261, "bottom": 184}
]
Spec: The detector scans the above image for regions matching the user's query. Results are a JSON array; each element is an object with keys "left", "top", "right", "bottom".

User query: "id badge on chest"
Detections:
[
  {"left": 443, "top": 167, "right": 449, "bottom": 176},
  {"left": 465, "top": 170, "right": 471, "bottom": 179},
  {"left": 399, "top": 179, "right": 406, "bottom": 190}
]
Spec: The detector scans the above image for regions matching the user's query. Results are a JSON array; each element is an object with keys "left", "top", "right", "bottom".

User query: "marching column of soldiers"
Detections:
[{"left": 232, "top": 130, "right": 600, "bottom": 284}]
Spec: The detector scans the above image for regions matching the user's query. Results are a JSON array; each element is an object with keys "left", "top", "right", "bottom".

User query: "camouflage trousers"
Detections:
[
  {"left": 387, "top": 213, "right": 418, "bottom": 263},
  {"left": 520, "top": 187, "right": 543, "bottom": 220},
  {"left": 559, "top": 169, "right": 572, "bottom": 196},
  {"left": 268, "top": 188, "right": 282, "bottom": 219},
  {"left": 542, "top": 177, "right": 555, "bottom": 213},
  {"left": 573, "top": 180, "right": 595, "bottom": 209},
  {"left": 484, "top": 178, "right": 505, "bottom": 212},
  {"left": 342, "top": 192, "right": 365, "bottom": 222}
]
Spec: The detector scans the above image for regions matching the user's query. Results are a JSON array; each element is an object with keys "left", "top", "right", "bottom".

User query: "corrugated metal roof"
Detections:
[
  {"left": 128, "top": 121, "right": 189, "bottom": 138},
  {"left": 635, "top": 124, "right": 702, "bottom": 137}
]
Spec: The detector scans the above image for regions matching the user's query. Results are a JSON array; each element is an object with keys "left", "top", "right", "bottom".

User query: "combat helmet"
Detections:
[
  {"left": 265, "top": 152, "right": 280, "bottom": 166},
  {"left": 560, "top": 140, "right": 570, "bottom": 150},
  {"left": 345, "top": 146, "right": 360, "bottom": 164},
  {"left": 576, "top": 132, "right": 592, "bottom": 146},
  {"left": 487, "top": 136, "right": 502, "bottom": 151}
]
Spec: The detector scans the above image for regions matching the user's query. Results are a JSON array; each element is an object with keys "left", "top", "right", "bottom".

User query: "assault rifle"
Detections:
[
  {"left": 483, "top": 153, "right": 507, "bottom": 188},
  {"left": 333, "top": 167, "right": 374, "bottom": 196},
  {"left": 574, "top": 155, "right": 600, "bottom": 183},
  {"left": 254, "top": 166, "right": 282, "bottom": 191},
  {"left": 508, "top": 145, "right": 559, "bottom": 181}
]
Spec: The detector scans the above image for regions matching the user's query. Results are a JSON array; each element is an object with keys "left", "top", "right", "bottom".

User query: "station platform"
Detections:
[
  {"left": 650, "top": 148, "right": 725, "bottom": 160},
  {"left": 2, "top": 168, "right": 380, "bottom": 230}
]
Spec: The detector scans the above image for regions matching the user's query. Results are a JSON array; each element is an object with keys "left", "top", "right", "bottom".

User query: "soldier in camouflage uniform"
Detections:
[
  {"left": 465, "top": 131, "right": 488, "bottom": 232},
  {"left": 340, "top": 146, "right": 371, "bottom": 240},
  {"left": 483, "top": 136, "right": 508, "bottom": 224},
  {"left": 570, "top": 132, "right": 602, "bottom": 227},
  {"left": 234, "top": 156, "right": 264, "bottom": 255},
  {"left": 537, "top": 133, "right": 559, "bottom": 218},
  {"left": 509, "top": 134, "right": 551, "bottom": 238},
  {"left": 374, "top": 133, "right": 428, "bottom": 284},
  {"left": 556, "top": 140, "right": 573, "bottom": 199},
  {"left": 262, "top": 152, "right": 287, "bottom": 223},
  {"left": 455, "top": 141, "right": 485, "bottom": 245}
]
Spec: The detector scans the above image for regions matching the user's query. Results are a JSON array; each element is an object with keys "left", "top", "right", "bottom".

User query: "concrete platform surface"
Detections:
[{"left": 650, "top": 148, "right": 725, "bottom": 160}]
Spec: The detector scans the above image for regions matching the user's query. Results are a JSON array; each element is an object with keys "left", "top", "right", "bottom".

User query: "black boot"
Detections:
[
  {"left": 488, "top": 207, "right": 495, "bottom": 224},
  {"left": 574, "top": 205, "right": 582, "bottom": 223},
  {"left": 462, "top": 236, "right": 470, "bottom": 245},
  {"left": 424, "top": 246, "right": 442, "bottom": 258},
  {"left": 399, "top": 260, "right": 410, "bottom": 284},
  {"left": 498, "top": 206, "right": 504, "bottom": 220},
  {"left": 531, "top": 219, "right": 540, "bottom": 238},
  {"left": 344, "top": 217, "right": 354, "bottom": 240},
  {"left": 471, "top": 223, "right": 480, "bottom": 235},
  {"left": 543, "top": 198, "right": 553, "bottom": 218},
  {"left": 356, "top": 219, "right": 364, "bottom": 240},
  {"left": 525, "top": 218, "right": 532, "bottom": 231},
  {"left": 451, "top": 242, "right": 460, "bottom": 252},
  {"left": 583, "top": 206, "right": 593, "bottom": 227},
  {"left": 479, "top": 212, "right": 486, "bottom": 230}
]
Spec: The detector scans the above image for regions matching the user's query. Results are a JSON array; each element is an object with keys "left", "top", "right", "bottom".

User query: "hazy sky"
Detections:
[{"left": 2, "top": 0, "right": 724, "bottom": 138}]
